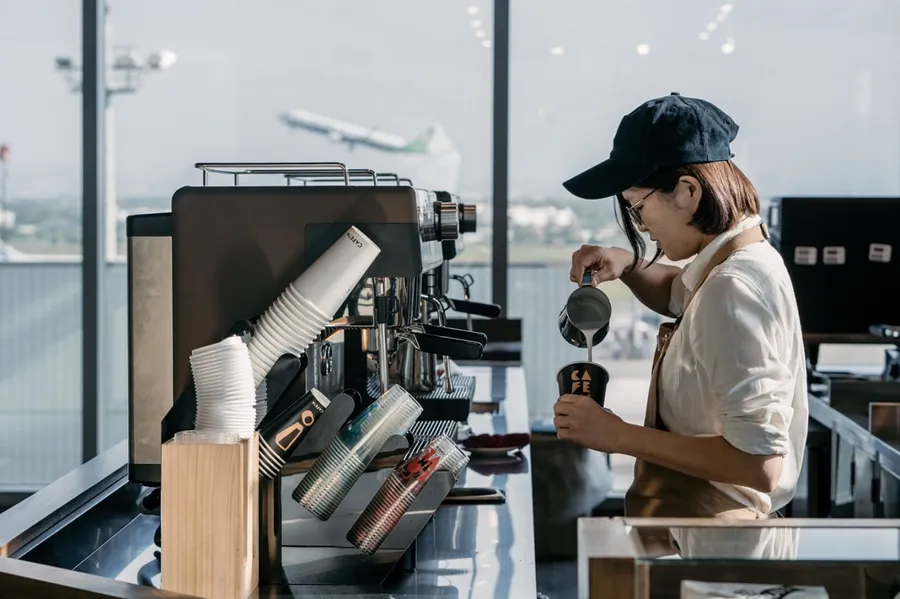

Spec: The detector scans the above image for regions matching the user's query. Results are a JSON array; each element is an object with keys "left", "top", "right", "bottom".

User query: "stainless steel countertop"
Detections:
[
  {"left": 0, "top": 364, "right": 537, "bottom": 599},
  {"left": 256, "top": 364, "right": 537, "bottom": 598},
  {"left": 809, "top": 394, "right": 900, "bottom": 479}
]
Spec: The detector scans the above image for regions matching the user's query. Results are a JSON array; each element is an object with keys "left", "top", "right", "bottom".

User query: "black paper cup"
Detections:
[
  {"left": 556, "top": 361, "right": 609, "bottom": 407},
  {"left": 258, "top": 388, "right": 331, "bottom": 479}
]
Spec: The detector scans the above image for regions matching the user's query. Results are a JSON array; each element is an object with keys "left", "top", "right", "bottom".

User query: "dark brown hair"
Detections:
[{"left": 615, "top": 160, "right": 760, "bottom": 269}]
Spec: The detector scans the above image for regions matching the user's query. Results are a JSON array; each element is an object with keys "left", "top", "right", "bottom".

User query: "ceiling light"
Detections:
[
  {"left": 467, "top": 6, "right": 479, "bottom": 15},
  {"left": 716, "top": 14, "right": 727, "bottom": 23},
  {"left": 707, "top": 22, "right": 718, "bottom": 31},
  {"left": 636, "top": 44, "right": 651, "bottom": 55},
  {"left": 482, "top": 40, "right": 492, "bottom": 48},
  {"left": 721, "top": 4, "right": 733, "bottom": 13},
  {"left": 550, "top": 46, "right": 565, "bottom": 56},
  {"left": 471, "top": 19, "right": 482, "bottom": 27},
  {"left": 699, "top": 32, "right": 710, "bottom": 41},
  {"left": 721, "top": 40, "right": 735, "bottom": 54},
  {"left": 475, "top": 29, "right": 486, "bottom": 38}
]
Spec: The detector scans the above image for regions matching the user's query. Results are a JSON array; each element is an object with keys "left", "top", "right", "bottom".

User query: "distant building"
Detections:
[{"left": 508, "top": 205, "right": 576, "bottom": 228}]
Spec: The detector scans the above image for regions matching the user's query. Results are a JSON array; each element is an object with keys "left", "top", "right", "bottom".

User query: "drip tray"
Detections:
[
  {"left": 407, "top": 420, "right": 460, "bottom": 457},
  {"left": 368, "top": 374, "right": 476, "bottom": 422}
]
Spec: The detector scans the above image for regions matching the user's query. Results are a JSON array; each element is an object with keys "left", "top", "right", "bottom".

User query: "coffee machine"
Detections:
[
  {"left": 382, "top": 189, "right": 502, "bottom": 420},
  {"left": 300, "top": 181, "right": 500, "bottom": 422},
  {"left": 126, "top": 162, "right": 480, "bottom": 588}
]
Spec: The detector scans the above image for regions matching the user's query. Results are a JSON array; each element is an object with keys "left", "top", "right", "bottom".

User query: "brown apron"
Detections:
[{"left": 624, "top": 223, "right": 771, "bottom": 519}]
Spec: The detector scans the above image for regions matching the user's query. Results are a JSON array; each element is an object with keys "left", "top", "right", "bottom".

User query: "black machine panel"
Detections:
[
  {"left": 768, "top": 196, "right": 900, "bottom": 338},
  {"left": 170, "top": 184, "right": 442, "bottom": 402}
]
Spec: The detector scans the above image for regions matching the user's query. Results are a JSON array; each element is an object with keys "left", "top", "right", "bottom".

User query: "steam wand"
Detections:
[
  {"left": 450, "top": 274, "right": 475, "bottom": 331},
  {"left": 421, "top": 294, "right": 454, "bottom": 393}
]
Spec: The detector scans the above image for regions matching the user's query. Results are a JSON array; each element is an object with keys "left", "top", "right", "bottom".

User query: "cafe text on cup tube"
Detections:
[{"left": 556, "top": 361, "right": 610, "bottom": 407}]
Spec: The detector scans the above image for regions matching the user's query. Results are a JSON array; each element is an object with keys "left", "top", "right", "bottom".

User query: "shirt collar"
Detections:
[{"left": 681, "top": 215, "right": 762, "bottom": 293}]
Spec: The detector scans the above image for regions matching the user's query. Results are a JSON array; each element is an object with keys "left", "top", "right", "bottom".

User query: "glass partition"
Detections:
[
  {"left": 102, "top": 0, "right": 494, "bottom": 450},
  {"left": 0, "top": 0, "right": 83, "bottom": 492},
  {"left": 580, "top": 518, "right": 900, "bottom": 598},
  {"left": 511, "top": 0, "right": 900, "bottom": 493}
]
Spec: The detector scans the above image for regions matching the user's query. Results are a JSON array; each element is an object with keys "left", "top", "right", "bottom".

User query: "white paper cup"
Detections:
[
  {"left": 249, "top": 327, "right": 292, "bottom": 361},
  {"left": 278, "top": 297, "right": 329, "bottom": 333},
  {"left": 190, "top": 335, "right": 244, "bottom": 357},
  {"left": 265, "top": 302, "right": 324, "bottom": 345},
  {"left": 290, "top": 226, "right": 381, "bottom": 318},
  {"left": 282, "top": 285, "right": 331, "bottom": 321},
  {"left": 190, "top": 336, "right": 257, "bottom": 438},
  {"left": 174, "top": 430, "right": 240, "bottom": 445},
  {"left": 255, "top": 380, "right": 268, "bottom": 428},
  {"left": 244, "top": 228, "right": 374, "bottom": 387},
  {"left": 195, "top": 382, "right": 252, "bottom": 397},
  {"left": 248, "top": 303, "right": 330, "bottom": 387},
  {"left": 190, "top": 353, "right": 244, "bottom": 368}
]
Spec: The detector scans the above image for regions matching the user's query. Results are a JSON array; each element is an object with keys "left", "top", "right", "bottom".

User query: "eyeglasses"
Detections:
[{"left": 625, "top": 188, "right": 658, "bottom": 225}]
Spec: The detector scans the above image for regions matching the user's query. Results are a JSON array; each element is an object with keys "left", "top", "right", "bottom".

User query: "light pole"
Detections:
[{"left": 56, "top": 2, "right": 176, "bottom": 260}]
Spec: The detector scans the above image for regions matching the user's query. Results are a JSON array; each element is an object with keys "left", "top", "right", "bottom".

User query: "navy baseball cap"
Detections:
[{"left": 563, "top": 92, "right": 739, "bottom": 200}]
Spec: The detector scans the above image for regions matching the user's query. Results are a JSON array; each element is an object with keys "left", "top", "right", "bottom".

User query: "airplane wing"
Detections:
[
  {"left": 280, "top": 109, "right": 405, "bottom": 151},
  {"left": 279, "top": 109, "right": 452, "bottom": 155}
]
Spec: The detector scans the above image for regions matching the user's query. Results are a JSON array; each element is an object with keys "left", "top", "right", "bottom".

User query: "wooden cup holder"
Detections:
[{"left": 161, "top": 433, "right": 260, "bottom": 599}]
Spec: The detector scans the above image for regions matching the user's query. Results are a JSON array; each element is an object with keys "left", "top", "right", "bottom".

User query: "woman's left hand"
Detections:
[{"left": 553, "top": 394, "right": 629, "bottom": 453}]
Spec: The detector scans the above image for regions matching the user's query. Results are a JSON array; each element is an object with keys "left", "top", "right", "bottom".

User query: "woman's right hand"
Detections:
[{"left": 570, "top": 245, "right": 634, "bottom": 285}]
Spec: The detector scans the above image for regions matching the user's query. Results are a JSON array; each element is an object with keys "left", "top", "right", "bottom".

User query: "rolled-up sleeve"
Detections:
[{"left": 689, "top": 273, "right": 794, "bottom": 456}]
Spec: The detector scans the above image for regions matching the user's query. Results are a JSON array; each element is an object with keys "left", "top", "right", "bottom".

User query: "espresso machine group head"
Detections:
[{"left": 325, "top": 187, "right": 499, "bottom": 418}]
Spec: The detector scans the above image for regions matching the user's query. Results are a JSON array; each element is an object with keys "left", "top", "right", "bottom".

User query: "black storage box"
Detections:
[{"left": 767, "top": 196, "right": 900, "bottom": 338}]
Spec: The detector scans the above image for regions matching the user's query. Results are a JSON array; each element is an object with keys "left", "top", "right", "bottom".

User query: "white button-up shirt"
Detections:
[{"left": 659, "top": 215, "right": 809, "bottom": 514}]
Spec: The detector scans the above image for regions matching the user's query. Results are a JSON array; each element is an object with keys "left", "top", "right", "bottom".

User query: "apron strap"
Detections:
[{"left": 683, "top": 221, "right": 769, "bottom": 315}]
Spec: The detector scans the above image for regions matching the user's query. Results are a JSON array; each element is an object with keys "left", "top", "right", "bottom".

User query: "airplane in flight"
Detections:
[{"left": 278, "top": 109, "right": 455, "bottom": 155}]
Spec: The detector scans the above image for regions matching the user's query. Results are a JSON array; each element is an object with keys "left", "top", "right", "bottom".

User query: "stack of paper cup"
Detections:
[
  {"left": 291, "top": 385, "right": 422, "bottom": 521},
  {"left": 190, "top": 335, "right": 257, "bottom": 438},
  {"left": 174, "top": 430, "right": 240, "bottom": 445},
  {"left": 290, "top": 226, "right": 381, "bottom": 318},
  {"left": 254, "top": 380, "right": 268, "bottom": 429},
  {"left": 247, "top": 225, "right": 381, "bottom": 387},
  {"left": 347, "top": 434, "right": 469, "bottom": 555}
]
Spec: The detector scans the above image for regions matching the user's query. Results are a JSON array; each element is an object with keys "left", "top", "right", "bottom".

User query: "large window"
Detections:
[
  {"left": 5, "top": 0, "right": 899, "bottom": 499},
  {"left": 0, "top": 0, "right": 82, "bottom": 492},
  {"left": 101, "top": 0, "right": 494, "bottom": 449},
  {"left": 511, "top": 0, "right": 900, "bottom": 491}
]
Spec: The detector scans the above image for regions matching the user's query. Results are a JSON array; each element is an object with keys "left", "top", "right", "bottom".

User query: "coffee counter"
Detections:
[
  {"left": 263, "top": 364, "right": 536, "bottom": 598},
  {"left": 0, "top": 365, "right": 536, "bottom": 599},
  {"left": 577, "top": 517, "right": 900, "bottom": 599},
  {"left": 808, "top": 392, "right": 900, "bottom": 483},
  {"left": 804, "top": 386, "right": 900, "bottom": 519}
]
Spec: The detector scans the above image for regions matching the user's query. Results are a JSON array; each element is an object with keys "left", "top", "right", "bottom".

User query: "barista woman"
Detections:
[{"left": 552, "top": 93, "right": 809, "bottom": 520}]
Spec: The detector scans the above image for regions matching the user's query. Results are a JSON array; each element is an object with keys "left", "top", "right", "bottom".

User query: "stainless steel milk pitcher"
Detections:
[{"left": 558, "top": 272, "right": 612, "bottom": 349}]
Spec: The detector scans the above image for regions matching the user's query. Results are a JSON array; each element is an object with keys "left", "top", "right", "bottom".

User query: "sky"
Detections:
[{"left": 1, "top": 0, "right": 899, "bottom": 202}]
